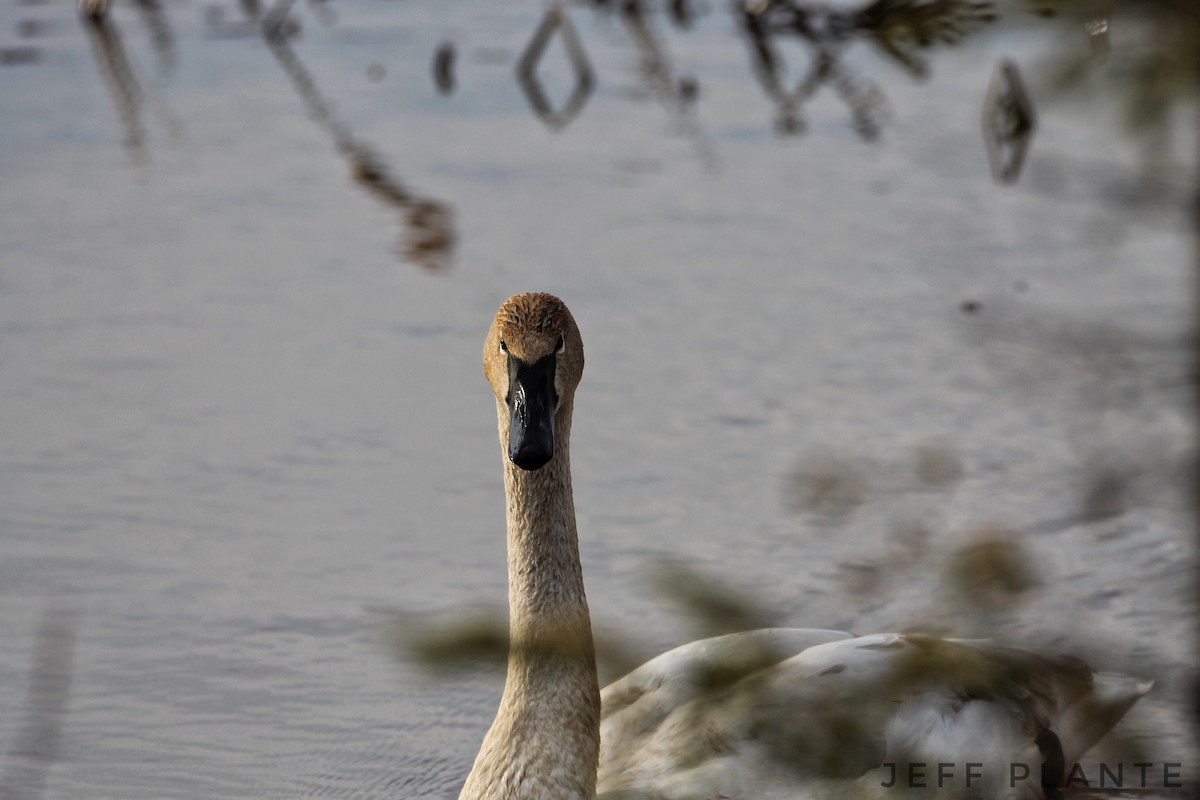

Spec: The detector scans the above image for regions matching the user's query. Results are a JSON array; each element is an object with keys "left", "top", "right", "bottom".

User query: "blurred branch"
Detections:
[{"left": 394, "top": 610, "right": 651, "bottom": 682}]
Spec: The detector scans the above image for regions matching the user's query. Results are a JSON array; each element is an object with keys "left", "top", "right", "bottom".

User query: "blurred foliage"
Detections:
[
  {"left": 648, "top": 560, "right": 778, "bottom": 638},
  {"left": 398, "top": 562, "right": 777, "bottom": 678},
  {"left": 397, "top": 610, "right": 651, "bottom": 681},
  {"left": 945, "top": 526, "right": 1039, "bottom": 610},
  {"left": 1038, "top": 0, "right": 1200, "bottom": 141},
  {"left": 401, "top": 522, "right": 1039, "bottom": 676},
  {"left": 783, "top": 455, "right": 869, "bottom": 521},
  {"left": 913, "top": 440, "right": 964, "bottom": 488},
  {"left": 837, "top": 558, "right": 886, "bottom": 595},
  {"left": 785, "top": 441, "right": 964, "bottom": 525},
  {"left": 1082, "top": 466, "right": 1129, "bottom": 521},
  {"left": 888, "top": 518, "right": 934, "bottom": 565},
  {"left": 400, "top": 610, "right": 510, "bottom": 670}
]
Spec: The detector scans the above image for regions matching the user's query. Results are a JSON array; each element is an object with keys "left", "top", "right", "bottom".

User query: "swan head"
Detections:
[{"left": 484, "top": 293, "right": 584, "bottom": 471}]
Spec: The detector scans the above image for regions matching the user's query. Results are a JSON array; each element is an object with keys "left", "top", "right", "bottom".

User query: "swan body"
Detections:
[
  {"left": 599, "top": 629, "right": 1149, "bottom": 800},
  {"left": 461, "top": 293, "right": 1150, "bottom": 800}
]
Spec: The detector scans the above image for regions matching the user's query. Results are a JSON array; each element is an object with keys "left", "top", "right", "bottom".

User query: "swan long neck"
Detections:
[
  {"left": 502, "top": 404, "right": 589, "bottom": 633},
  {"left": 460, "top": 397, "right": 600, "bottom": 800}
]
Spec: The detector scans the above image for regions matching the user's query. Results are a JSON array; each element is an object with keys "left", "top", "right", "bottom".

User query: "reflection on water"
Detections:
[
  {"left": 597, "top": 1, "right": 716, "bottom": 167},
  {"left": 82, "top": 14, "right": 146, "bottom": 158},
  {"left": 0, "top": 45, "right": 41, "bottom": 65},
  {"left": 592, "top": 0, "right": 998, "bottom": 140},
  {"left": 738, "top": 0, "right": 892, "bottom": 137},
  {"left": 82, "top": 11, "right": 184, "bottom": 161},
  {"left": 129, "top": 0, "right": 175, "bottom": 75},
  {"left": 738, "top": 0, "right": 998, "bottom": 138},
  {"left": 506, "top": 0, "right": 1002, "bottom": 143},
  {"left": 516, "top": 6, "right": 594, "bottom": 131},
  {"left": 501, "top": 0, "right": 1041, "bottom": 181},
  {"left": 33, "top": 0, "right": 1200, "bottom": 187},
  {"left": 70, "top": 0, "right": 1046, "bottom": 206},
  {"left": 432, "top": 41, "right": 455, "bottom": 95},
  {"left": 242, "top": 0, "right": 457, "bottom": 270},
  {"left": 0, "top": 610, "right": 78, "bottom": 800},
  {"left": 983, "top": 58, "right": 1036, "bottom": 183},
  {"left": 83, "top": 0, "right": 460, "bottom": 268}
]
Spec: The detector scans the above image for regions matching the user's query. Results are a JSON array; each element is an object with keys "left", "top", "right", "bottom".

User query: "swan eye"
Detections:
[
  {"left": 499, "top": 339, "right": 508, "bottom": 354},
  {"left": 555, "top": 334, "right": 565, "bottom": 354}
]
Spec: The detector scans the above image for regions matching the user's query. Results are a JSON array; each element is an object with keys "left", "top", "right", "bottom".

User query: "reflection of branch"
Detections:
[
  {"left": 243, "top": 2, "right": 456, "bottom": 269},
  {"left": 516, "top": 6, "right": 595, "bottom": 131},
  {"left": 858, "top": 0, "right": 996, "bottom": 79},
  {"left": 736, "top": 4, "right": 807, "bottom": 133},
  {"left": 614, "top": 3, "right": 717, "bottom": 168},
  {"left": 0, "top": 610, "right": 80, "bottom": 800},
  {"left": 733, "top": 0, "right": 994, "bottom": 138},
  {"left": 982, "top": 58, "right": 1035, "bottom": 184},
  {"left": 82, "top": 13, "right": 146, "bottom": 160},
  {"left": 81, "top": 8, "right": 183, "bottom": 161},
  {"left": 129, "top": 0, "right": 175, "bottom": 75},
  {"left": 738, "top": 2, "right": 888, "bottom": 137},
  {"left": 432, "top": 42, "right": 456, "bottom": 94}
]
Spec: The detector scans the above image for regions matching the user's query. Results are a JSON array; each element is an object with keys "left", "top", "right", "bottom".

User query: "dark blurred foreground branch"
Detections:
[
  {"left": 395, "top": 609, "right": 650, "bottom": 683},
  {"left": 1041, "top": 0, "right": 1199, "bottom": 139},
  {"left": 396, "top": 560, "right": 778, "bottom": 682},
  {"left": 1034, "top": 2, "right": 1200, "bottom": 776}
]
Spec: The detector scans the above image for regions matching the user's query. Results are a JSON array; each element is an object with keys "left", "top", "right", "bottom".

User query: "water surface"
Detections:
[{"left": 0, "top": 1, "right": 1194, "bottom": 797}]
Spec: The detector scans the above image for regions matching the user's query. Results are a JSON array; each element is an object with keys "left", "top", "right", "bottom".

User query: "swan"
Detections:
[{"left": 460, "top": 292, "right": 1151, "bottom": 800}]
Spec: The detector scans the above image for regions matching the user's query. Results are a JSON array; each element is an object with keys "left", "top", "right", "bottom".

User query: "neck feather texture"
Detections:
[{"left": 459, "top": 400, "right": 600, "bottom": 800}]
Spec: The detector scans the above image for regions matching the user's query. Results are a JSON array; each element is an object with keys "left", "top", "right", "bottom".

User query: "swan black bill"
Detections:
[{"left": 507, "top": 353, "right": 557, "bottom": 471}]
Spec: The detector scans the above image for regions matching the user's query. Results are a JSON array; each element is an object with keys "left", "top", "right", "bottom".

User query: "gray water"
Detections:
[{"left": 0, "top": 0, "right": 1195, "bottom": 797}]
